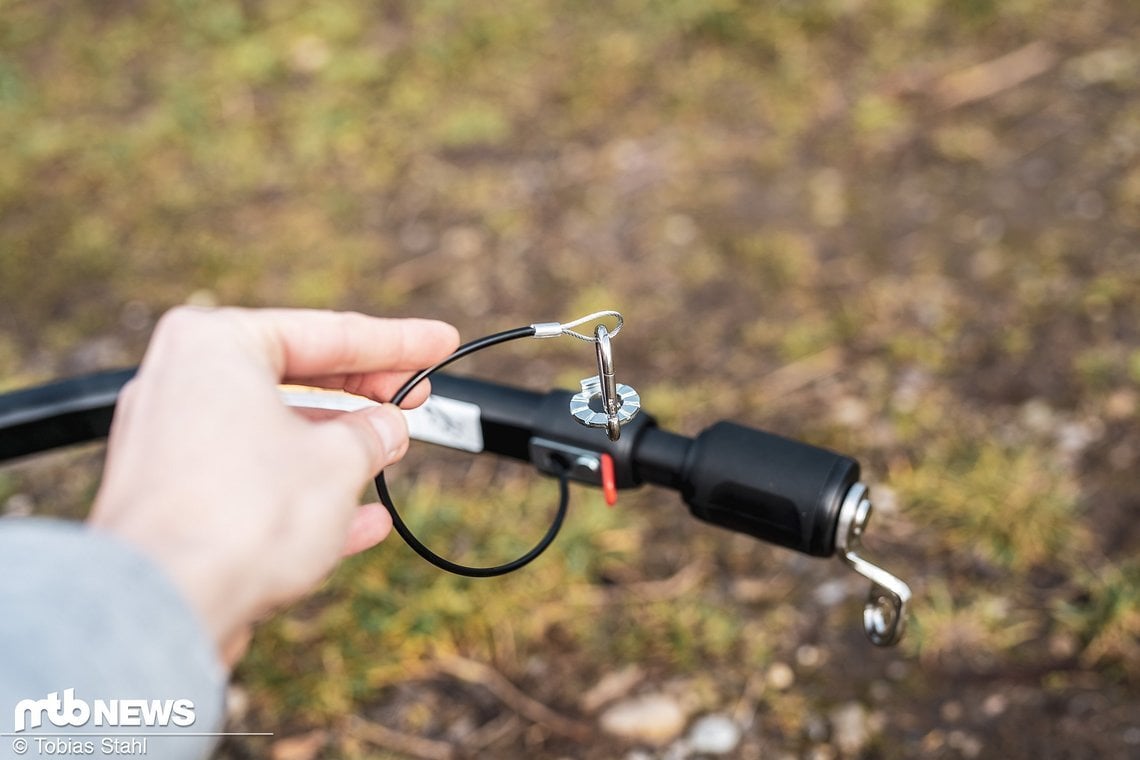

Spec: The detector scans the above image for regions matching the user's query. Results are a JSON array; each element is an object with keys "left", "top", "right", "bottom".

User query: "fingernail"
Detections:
[{"left": 368, "top": 405, "right": 407, "bottom": 462}]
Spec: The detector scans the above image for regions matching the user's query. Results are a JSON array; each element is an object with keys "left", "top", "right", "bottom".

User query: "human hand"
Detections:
[{"left": 89, "top": 307, "right": 459, "bottom": 664}]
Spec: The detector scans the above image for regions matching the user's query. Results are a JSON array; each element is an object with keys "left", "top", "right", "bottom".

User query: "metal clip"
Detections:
[
  {"left": 595, "top": 325, "right": 621, "bottom": 440},
  {"left": 836, "top": 483, "right": 911, "bottom": 646},
  {"left": 569, "top": 324, "right": 640, "bottom": 441}
]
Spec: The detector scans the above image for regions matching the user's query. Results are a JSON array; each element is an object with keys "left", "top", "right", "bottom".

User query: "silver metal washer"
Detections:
[{"left": 569, "top": 376, "right": 641, "bottom": 432}]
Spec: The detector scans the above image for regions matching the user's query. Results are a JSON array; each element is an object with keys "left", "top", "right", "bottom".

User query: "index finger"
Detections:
[{"left": 236, "top": 309, "right": 460, "bottom": 381}]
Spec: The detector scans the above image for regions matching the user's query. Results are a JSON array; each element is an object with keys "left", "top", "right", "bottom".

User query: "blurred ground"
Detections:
[{"left": 2, "top": 1, "right": 1139, "bottom": 758}]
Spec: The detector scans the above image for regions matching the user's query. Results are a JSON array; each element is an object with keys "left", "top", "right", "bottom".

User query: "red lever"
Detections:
[{"left": 601, "top": 453, "right": 617, "bottom": 507}]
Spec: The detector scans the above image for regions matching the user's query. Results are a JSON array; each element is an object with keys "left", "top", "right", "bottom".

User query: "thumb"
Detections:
[{"left": 321, "top": 403, "right": 410, "bottom": 479}]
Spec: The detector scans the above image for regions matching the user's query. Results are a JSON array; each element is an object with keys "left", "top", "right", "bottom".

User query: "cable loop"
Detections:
[
  {"left": 531, "top": 310, "right": 623, "bottom": 342},
  {"left": 377, "top": 323, "right": 573, "bottom": 577}
]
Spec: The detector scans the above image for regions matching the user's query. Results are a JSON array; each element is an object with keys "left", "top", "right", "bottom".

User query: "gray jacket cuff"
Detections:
[{"left": 0, "top": 518, "right": 227, "bottom": 760}]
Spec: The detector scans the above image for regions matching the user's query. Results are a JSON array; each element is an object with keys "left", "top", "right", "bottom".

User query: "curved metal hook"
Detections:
[{"left": 836, "top": 483, "right": 912, "bottom": 647}]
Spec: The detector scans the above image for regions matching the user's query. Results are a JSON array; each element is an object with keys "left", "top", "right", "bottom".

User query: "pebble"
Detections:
[
  {"left": 947, "top": 729, "right": 983, "bottom": 759},
  {"left": 3, "top": 493, "right": 34, "bottom": 517},
  {"left": 982, "top": 692, "right": 1008, "bottom": 718},
  {"left": 579, "top": 665, "right": 646, "bottom": 713},
  {"left": 1105, "top": 388, "right": 1137, "bottom": 420},
  {"left": 600, "top": 693, "right": 687, "bottom": 746},
  {"left": 225, "top": 685, "right": 250, "bottom": 723},
  {"left": 796, "top": 644, "right": 823, "bottom": 669},
  {"left": 885, "top": 660, "right": 909, "bottom": 682},
  {"left": 940, "top": 700, "right": 964, "bottom": 723},
  {"left": 269, "top": 729, "right": 327, "bottom": 760},
  {"left": 813, "top": 578, "right": 852, "bottom": 607},
  {"left": 829, "top": 702, "right": 870, "bottom": 756},
  {"left": 806, "top": 746, "right": 837, "bottom": 760},
  {"left": 766, "top": 662, "right": 795, "bottom": 691},
  {"left": 868, "top": 680, "right": 892, "bottom": 704},
  {"left": 805, "top": 713, "right": 830, "bottom": 743},
  {"left": 687, "top": 714, "right": 742, "bottom": 755}
]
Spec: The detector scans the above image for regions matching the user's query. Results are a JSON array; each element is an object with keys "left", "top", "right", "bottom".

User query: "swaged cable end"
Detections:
[{"left": 531, "top": 322, "right": 563, "bottom": 338}]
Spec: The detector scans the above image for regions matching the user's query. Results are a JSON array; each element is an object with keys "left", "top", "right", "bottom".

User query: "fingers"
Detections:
[
  {"left": 241, "top": 309, "right": 459, "bottom": 380},
  {"left": 341, "top": 503, "right": 393, "bottom": 556},
  {"left": 151, "top": 307, "right": 458, "bottom": 405},
  {"left": 296, "top": 373, "right": 435, "bottom": 408}
]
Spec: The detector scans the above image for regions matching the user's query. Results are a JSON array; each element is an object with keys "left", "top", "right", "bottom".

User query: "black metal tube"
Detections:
[
  {"left": 0, "top": 369, "right": 859, "bottom": 558},
  {"left": 0, "top": 368, "right": 134, "bottom": 462}
]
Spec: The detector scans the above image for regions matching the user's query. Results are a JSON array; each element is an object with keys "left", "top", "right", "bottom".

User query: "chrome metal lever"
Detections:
[{"left": 836, "top": 482, "right": 911, "bottom": 646}]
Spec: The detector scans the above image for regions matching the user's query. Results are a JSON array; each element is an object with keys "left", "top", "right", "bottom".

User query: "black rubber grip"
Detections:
[{"left": 675, "top": 422, "right": 859, "bottom": 557}]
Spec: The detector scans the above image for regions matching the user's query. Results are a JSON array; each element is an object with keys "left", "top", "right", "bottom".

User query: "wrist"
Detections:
[{"left": 88, "top": 512, "right": 254, "bottom": 664}]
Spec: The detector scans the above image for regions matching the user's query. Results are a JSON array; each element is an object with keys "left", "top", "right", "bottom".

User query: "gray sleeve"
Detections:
[{"left": 0, "top": 518, "right": 227, "bottom": 760}]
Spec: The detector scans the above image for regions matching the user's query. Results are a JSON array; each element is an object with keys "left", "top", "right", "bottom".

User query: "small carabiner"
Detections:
[
  {"left": 594, "top": 325, "right": 622, "bottom": 441},
  {"left": 568, "top": 320, "right": 640, "bottom": 441}
]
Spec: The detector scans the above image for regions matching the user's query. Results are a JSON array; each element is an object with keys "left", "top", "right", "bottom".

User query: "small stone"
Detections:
[
  {"left": 806, "top": 745, "right": 837, "bottom": 760},
  {"left": 600, "top": 693, "right": 687, "bottom": 746},
  {"left": 885, "top": 660, "right": 908, "bottom": 682},
  {"left": 579, "top": 665, "right": 646, "bottom": 713},
  {"left": 948, "top": 729, "right": 983, "bottom": 759},
  {"left": 1105, "top": 389, "right": 1138, "bottom": 420},
  {"left": 225, "top": 685, "right": 250, "bottom": 723},
  {"left": 940, "top": 700, "right": 964, "bottom": 723},
  {"left": 982, "top": 693, "right": 1008, "bottom": 718},
  {"left": 868, "top": 680, "right": 892, "bottom": 704},
  {"left": 766, "top": 662, "right": 795, "bottom": 691},
  {"left": 922, "top": 729, "right": 946, "bottom": 752},
  {"left": 795, "top": 645, "right": 823, "bottom": 669},
  {"left": 3, "top": 494, "right": 34, "bottom": 517},
  {"left": 664, "top": 214, "right": 698, "bottom": 246},
  {"left": 270, "top": 730, "right": 327, "bottom": 760},
  {"left": 1020, "top": 398, "right": 1055, "bottom": 434},
  {"left": 1048, "top": 633, "right": 1079, "bottom": 659},
  {"left": 687, "top": 714, "right": 742, "bottom": 755},
  {"left": 805, "top": 713, "right": 829, "bottom": 743},
  {"left": 829, "top": 702, "right": 869, "bottom": 756},
  {"left": 731, "top": 577, "right": 777, "bottom": 604},
  {"left": 812, "top": 578, "right": 851, "bottom": 607},
  {"left": 288, "top": 35, "right": 330, "bottom": 73}
]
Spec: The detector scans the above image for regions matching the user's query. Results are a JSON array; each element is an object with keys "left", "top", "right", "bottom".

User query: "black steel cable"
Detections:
[{"left": 375, "top": 326, "right": 572, "bottom": 577}]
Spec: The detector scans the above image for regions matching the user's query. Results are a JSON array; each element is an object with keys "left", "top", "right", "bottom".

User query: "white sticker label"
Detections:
[
  {"left": 279, "top": 387, "right": 376, "bottom": 413},
  {"left": 403, "top": 395, "right": 484, "bottom": 453},
  {"left": 279, "top": 387, "right": 484, "bottom": 453}
]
